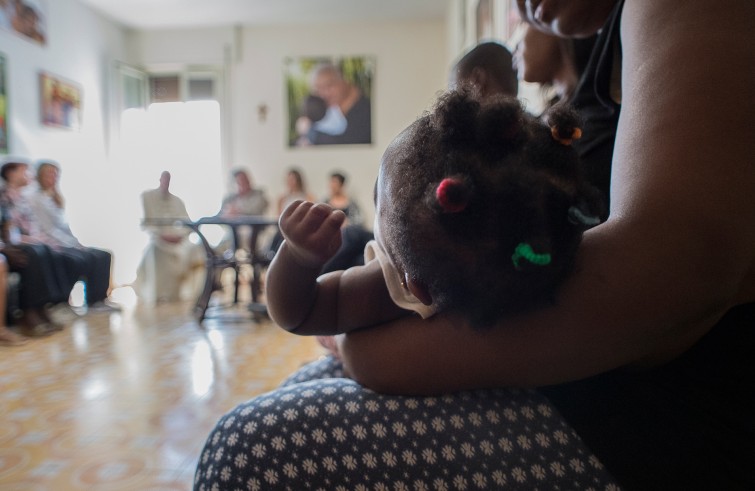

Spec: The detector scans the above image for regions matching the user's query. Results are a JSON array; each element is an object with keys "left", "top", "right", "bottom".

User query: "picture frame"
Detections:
[
  {"left": 465, "top": 0, "right": 521, "bottom": 48},
  {"left": 0, "top": 0, "right": 48, "bottom": 46},
  {"left": 39, "top": 71, "right": 82, "bottom": 130},
  {"left": 284, "top": 55, "right": 375, "bottom": 147},
  {"left": 476, "top": 0, "right": 494, "bottom": 41},
  {"left": 0, "top": 53, "right": 8, "bottom": 154}
]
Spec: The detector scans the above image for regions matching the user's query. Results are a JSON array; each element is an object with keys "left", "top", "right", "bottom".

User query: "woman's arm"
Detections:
[{"left": 339, "top": 0, "right": 755, "bottom": 395}]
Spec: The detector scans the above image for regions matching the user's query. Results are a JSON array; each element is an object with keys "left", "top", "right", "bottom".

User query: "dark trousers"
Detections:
[
  {"left": 321, "top": 224, "right": 374, "bottom": 274},
  {"left": 541, "top": 302, "right": 755, "bottom": 490},
  {"left": 57, "top": 247, "right": 112, "bottom": 305},
  {"left": 6, "top": 243, "right": 69, "bottom": 308},
  {"left": 267, "top": 225, "right": 374, "bottom": 274}
]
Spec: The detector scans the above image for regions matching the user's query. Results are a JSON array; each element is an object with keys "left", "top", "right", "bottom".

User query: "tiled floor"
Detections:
[{"left": 0, "top": 286, "right": 323, "bottom": 490}]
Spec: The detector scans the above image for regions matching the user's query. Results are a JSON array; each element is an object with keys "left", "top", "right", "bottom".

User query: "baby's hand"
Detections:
[{"left": 280, "top": 200, "right": 346, "bottom": 269}]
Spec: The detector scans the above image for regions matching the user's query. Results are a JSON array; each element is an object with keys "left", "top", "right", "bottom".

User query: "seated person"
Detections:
[
  {"left": 323, "top": 171, "right": 363, "bottom": 226},
  {"left": 196, "top": 2, "right": 755, "bottom": 489},
  {"left": 219, "top": 169, "right": 268, "bottom": 218},
  {"left": 277, "top": 168, "right": 314, "bottom": 216},
  {"left": 28, "top": 160, "right": 119, "bottom": 313},
  {"left": 268, "top": 91, "right": 602, "bottom": 332},
  {"left": 0, "top": 159, "right": 80, "bottom": 331},
  {"left": 319, "top": 171, "right": 374, "bottom": 274},
  {"left": 134, "top": 171, "right": 203, "bottom": 304},
  {"left": 266, "top": 168, "right": 315, "bottom": 256},
  {"left": 217, "top": 93, "right": 614, "bottom": 490},
  {"left": 216, "top": 168, "right": 269, "bottom": 255}
]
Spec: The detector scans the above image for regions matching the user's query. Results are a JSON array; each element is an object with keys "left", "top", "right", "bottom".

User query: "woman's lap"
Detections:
[
  {"left": 194, "top": 357, "right": 617, "bottom": 490},
  {"left": 278, "top": 354, "right": 346, "bottom": 386}
]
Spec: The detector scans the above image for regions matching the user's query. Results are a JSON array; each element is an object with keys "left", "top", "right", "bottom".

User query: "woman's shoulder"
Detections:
[{"left": 615, "top": 0, "right": 753, "bottom": 210}]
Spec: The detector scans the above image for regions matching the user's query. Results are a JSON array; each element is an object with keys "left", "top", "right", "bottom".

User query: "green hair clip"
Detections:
[{"left": 511, "top": 242, "right": 552, "bottom": 270}]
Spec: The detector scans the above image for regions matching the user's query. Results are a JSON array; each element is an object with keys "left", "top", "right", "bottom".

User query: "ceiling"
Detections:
[{"left": 77, "top": 0, "right": 450, "bottom": 30}]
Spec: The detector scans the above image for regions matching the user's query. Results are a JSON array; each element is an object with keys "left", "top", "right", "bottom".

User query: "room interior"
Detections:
[{"left": 0, "top": 0, "right": 532, "bottom": 488}]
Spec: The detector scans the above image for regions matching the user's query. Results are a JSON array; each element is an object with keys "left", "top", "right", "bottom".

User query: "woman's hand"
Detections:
[{"left": 279, "top": 200, "right": 346, "bottom": 270}]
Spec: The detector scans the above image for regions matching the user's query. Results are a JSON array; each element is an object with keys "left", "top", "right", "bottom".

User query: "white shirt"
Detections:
[{"left": 27, "top": 188, "right": 81, "bottom": 248}]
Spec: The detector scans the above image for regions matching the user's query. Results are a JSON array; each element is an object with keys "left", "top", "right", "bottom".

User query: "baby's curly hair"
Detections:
[{"left": 382, "top": 90, "right": 604, "bottom": 328}]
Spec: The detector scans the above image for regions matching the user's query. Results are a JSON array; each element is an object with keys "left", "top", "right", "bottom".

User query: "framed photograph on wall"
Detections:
[
  {"left": 284, "top": 55, "right": 375, "bottom": 147},
  {"left": 39, "top": 71, "right": 82, "bottom": 130},
  {"left": 464, "top": 0, "right": 521, "bottom": 48},
  {"left": 476, "top": 0, "right": 494, "bottom": 41},
  {"left": 0, "top": 53, "right": 8, "bottom": 154},
  {"left": 0, "top": 0, "right": 48, "bottom": 45}
]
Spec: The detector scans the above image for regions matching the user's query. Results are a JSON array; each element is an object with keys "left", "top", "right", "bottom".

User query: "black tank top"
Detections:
[{"left": 570, "top": 0, "right": 622, "bottom": 218}]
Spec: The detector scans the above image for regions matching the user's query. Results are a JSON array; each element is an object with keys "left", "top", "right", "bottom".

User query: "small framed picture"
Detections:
[
  {"left": 39, "top": 71, "right": 82, "bottom": 130},
  {"left": 1, "top": 0, "right": 48, "bottom": 45}
]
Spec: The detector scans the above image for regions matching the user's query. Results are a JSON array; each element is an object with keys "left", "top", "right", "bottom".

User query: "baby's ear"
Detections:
[{"left": 405, "top": 274, "right": 433, "bottom": 306}]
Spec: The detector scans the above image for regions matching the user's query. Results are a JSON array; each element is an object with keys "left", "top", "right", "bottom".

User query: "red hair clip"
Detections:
[{"left": 436, "top": 178, "right": 468, "bottom": 213}]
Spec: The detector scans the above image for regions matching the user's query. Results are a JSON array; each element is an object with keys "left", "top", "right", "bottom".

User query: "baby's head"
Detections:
[
  {"left": 302, "top": 94, "right": 327, "bottom": 123},
  {"left": 376, "top": 89, "right": 603, "bottom": 327}
]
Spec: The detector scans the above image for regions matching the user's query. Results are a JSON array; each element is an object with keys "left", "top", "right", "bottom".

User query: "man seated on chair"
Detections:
[
  {"left": 216, "top": 168, "right": 269, "bottom": 254},
  {"left": 134, "top": 170, "right": 204, "bottom": 305}
]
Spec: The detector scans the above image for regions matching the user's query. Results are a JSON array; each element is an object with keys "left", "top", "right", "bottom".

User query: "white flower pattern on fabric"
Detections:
[{"left": 193, "top": 357, "right": 620, "bottom": 490}]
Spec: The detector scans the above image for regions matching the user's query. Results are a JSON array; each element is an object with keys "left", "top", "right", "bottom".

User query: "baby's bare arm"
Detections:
[
  {"left": 267, "top": 201, "right": 407, "bottom": 335},
  {"left": 267, "top": 201, "right": 345, "bottom": 331}
]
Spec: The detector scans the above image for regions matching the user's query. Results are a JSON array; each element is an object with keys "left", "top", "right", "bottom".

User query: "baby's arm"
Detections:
[{"left": 267, "top": 200, "right": 407, "bottom": 335}]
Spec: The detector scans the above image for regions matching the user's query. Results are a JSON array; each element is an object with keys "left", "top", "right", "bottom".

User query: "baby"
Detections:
[{"left": 267, "top": 90, "right": 603, "bottom": 334}]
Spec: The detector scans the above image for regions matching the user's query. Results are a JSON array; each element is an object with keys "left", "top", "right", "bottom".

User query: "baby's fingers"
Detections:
[
  {"left": 280, "top": 201, "right": 321, "bottom": 236},
  {"left": 300, "top": 203, "right": 338, "bottom": 233},
  {"left": 280, "top": 200, "right": 311, "bottom": 227},
  {"left": 308, "top": 207, "right": 346, "bottom": 247}
]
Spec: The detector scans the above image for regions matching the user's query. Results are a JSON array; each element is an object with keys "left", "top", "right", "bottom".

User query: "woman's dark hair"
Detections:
[
  {"left": 287, "top": 168, "right": 306, "bottom": 191},
  {"left": 330, "top": 172, "right": 346, "bottom": 186},
  {"left": 0, "top": 161, "right": 27, "bottom": 181},
  {"left": 383, "top": 90, "right": 603, "bottom": 328}
]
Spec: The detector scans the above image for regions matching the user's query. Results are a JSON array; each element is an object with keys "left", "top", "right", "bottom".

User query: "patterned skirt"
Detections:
[{"left": 193, "top": 356, "right": 619, "bottom": 490}]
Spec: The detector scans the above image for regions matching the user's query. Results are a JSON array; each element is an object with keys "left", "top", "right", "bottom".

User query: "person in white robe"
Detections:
[{"left": 134, "top": 171, "right": 203, "bottom": 304}]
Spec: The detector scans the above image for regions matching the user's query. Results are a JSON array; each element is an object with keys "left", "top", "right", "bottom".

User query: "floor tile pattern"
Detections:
[{"left": 0, "top": 287, "right": 323, "bottom": 490}]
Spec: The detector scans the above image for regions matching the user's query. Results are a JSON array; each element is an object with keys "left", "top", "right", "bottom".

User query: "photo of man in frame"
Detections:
[{"left": 286, "top": 56, "right": 374, "bottom": 147}]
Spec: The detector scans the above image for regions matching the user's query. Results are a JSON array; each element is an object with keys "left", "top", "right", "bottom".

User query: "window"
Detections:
[{"left": 105, "top": 64, "right": 226, "bottom": 284}]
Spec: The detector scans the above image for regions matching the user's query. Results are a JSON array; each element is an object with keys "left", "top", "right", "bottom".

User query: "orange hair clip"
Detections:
[{"left": 550, "top": 126, "right": 583, "bottom": 146}]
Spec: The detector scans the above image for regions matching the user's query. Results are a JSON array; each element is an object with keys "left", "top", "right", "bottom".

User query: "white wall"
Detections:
[
  {"left": 1, "top": 6, "right": 449, "bottom": 284},
  {"left": 0, "top": 0, "right": 133, "bottom": 278},
  {"left": 131, "top": 20, "right": 449, "bottom": 228},
  {"left": 0, "top": 0, "right": 129, "bottom": 161}
]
